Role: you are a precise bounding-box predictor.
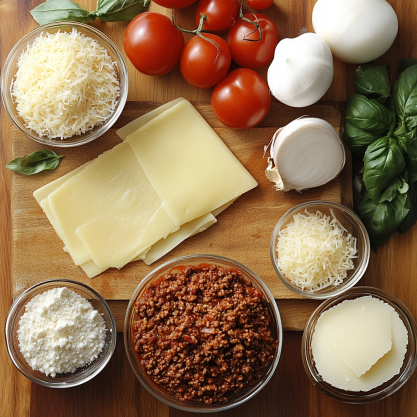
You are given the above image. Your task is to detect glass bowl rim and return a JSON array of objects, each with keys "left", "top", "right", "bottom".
[
  {"left": 269, "top": 200, "right": 371, "bottom": 300},
  {"left": 0, "top": 20, "right": 128, "bottom": 148},
  {"left": 123, "top": 254, "right": 283, "bottom": 413},
  {"left": 301, "top": 285, "right": 417, "bottom": 403},
  {"left": 5, "top": 278, "right": 117, "bottom": 388}
]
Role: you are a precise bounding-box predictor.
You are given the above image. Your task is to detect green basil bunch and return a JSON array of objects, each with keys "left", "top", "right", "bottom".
[
  {"left": 30, "top": 0, "right": 150, "bottom": 25},
  {"left": 344, "top": 60, "right": 417, "bottom": 250}
]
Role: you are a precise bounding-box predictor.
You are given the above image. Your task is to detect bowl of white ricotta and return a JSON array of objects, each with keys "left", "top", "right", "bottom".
[{"left": 5, "top": 279, "right": 117, "bottom": 387}]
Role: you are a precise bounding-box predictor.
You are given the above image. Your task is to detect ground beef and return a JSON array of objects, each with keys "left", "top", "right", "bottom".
[{"left": 132, "top": 264, "right": 278, "bottom": 404}]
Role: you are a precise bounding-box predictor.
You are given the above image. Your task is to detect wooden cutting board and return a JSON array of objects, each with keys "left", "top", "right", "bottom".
[{"left": 11, "top": 101, "right": 351, "bottom": 303}]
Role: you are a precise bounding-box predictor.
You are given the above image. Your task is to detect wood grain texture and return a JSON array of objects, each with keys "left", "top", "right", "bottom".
[
  {"left": 11, "top": 101, "right": 351, "bottom": 300},
  {"left": 2, "top": 0, "right": 417, "bottom": 416}
]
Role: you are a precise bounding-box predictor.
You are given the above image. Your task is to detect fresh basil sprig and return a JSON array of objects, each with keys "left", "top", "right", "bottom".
[
  {"left": 30, "top": 0, "right": 150, "bottom": 25},
  {"left": 6, "top": 150, "right": 64, "bottom": 175},
  {"left": 354, "top": 64, "right": 390, "bottom": 104},
  {"left": 344, "top": 60, "right": 417, "bottom": 250}
]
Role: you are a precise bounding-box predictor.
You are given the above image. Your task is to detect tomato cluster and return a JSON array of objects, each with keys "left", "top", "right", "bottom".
[{"left": 123, "top": 0, "right": 278, "bottom": 128}]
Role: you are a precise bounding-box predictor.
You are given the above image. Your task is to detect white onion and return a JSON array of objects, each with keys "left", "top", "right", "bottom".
[
  {"left": 266, "top": 118, "right": 346, "bottom": 192},
  {"left": 267, "top": 33, "right": 333, "bottom": 108},
  {"left": 312, "top": 0, "right": 398, "bottom": 64}
]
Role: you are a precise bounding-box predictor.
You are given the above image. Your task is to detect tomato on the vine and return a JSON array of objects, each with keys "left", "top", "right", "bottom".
[
  {"left": 152, "top": 0, "right": 198, "bottom": 8},
  {"left": 195, "top": 0, "right": 239, "bottom": 33},
  {"left": 180, "top": 34, "right": 231, "bottom": 89},
  {"left": 124, "top": 13, "right": 184, "bottom": 76},
  {"left": 227, "top": 12, "right": 278, "bottom": 69},
  {"left": 211, "top": 68, "right": 270, "bottom": 129},
  {"left": 247, "top": 0, "right": 274, "bottom": 9}
]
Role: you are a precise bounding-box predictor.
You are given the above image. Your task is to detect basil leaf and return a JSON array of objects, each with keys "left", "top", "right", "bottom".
[
  {"left": 354, "top": 64, "right": 390, "bottom": 104},
  {"left": 398, "top": 181, "right": 417, "bottom": 234},
  {"left": 357, "top": 177, "right": 410, "bottom": 251},
  {"left": 343, "top": 94, "right": 395, "bottom": 158},
  {"left": 397, "top": 127, "right": 417, "bottom": 157},
  {"left": 95, "top": 0, "right": 150, "bottom": 22},
  {"left": 379, "top": 169, "right": 409, "bottom": 203},
  {"left": 399, "top": 58, "right": 417, "bottom": 75},
  {"left": 393, "top": 64, "right": 417, "bottom": 132},
  {"left": 357, "top": 184, "right": 396, "bottom": 251},
  {"left": 30, "top": 0, "right": 92, "bottom": 25},
  {"left": 406, "top": 154, "right": 417, "bottom": 184},
  {"left": 363, "top": 136, "right": 406, "bottom": 205},
  {"left": 6, "top": 150, "right": 64, "bottom": 175}
]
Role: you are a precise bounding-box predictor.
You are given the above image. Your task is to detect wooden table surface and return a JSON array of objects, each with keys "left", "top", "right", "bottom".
[{"left": 1, "top": 1, "right": 416, "bottom": 416}]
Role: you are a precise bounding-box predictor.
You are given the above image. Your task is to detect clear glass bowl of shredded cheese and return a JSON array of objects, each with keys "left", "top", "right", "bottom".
[
  {"left": 1, "top": 21, "right": 128, "bottom": 147},
  {"left": 302, "top": 287, "right": 417, "bottom": 403},
  {"left": 5, "top": 279, "right": 117, "bottom": 388},
  {"left": 270, "top": 201, "right": 370, "bottom": 299}
]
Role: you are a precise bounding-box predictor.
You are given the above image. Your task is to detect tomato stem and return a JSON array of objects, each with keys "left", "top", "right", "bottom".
[
  {"left": 171, "top": 10, "right": 206, "bottom": 34},
  {"left": 239, "top": 0, "right": 263, "bottom": 42},
  {"left": 171, "top": 12, "right": 220, "bottom": 62}
]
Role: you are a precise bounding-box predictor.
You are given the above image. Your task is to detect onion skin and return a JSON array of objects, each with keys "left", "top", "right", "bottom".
[
  {"left": 267, "top": 33, "right": 333, "bottom": 108},
  {"left": 312, "top": 0, "right": 398, "bottom": 64},
  {"left": 266, "top": 118, "right": 346, "bottom": 192}
]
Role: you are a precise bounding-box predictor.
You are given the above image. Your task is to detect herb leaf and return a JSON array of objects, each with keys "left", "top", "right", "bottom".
[
  {"left": 398, "top": 181, "right": 417, "bottom": 234},
  {"left": 393, "top": 64, "right": 417, "bottom": 132},
  {"left": 363, "top": 136, "right": 406, "bottom": 205},
  {"left": 95, "top": 0, "right": 151, "bottom": 22},
  {"left": 397, "top": 127, "right": 417, "bottom": 158},
  {"left": 354, "top": 64, "right": 390, "bottom": 104},
  {"left": 379, "top": 169, "right": 409, "bottom": 204},
  {"left": 357, "top": 175, "right": 410, "bottom": 251},
  {"left": 30, "top": 0, "right": 92, "bottom": 25},
  {"left": 343, "top": 94, "right": 395, "bottom": 158},
  {"left": 6, "top": 150, "right": 64, "bottom": 175}
]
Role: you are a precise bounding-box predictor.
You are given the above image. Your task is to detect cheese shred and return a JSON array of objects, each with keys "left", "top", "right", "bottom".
[
  {"left": 12, "top": 29, "right": 120, "bottom": 139},
  {"left": 276, "top": 209, "right": 357, "bottom": 291}
]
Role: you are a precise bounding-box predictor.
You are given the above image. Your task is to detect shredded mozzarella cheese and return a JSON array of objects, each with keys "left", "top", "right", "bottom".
[
  {"left": 12, "top": 29, "right": 120, "bottom": 139},
  {"left": 276, "top": 209, "right": 357, "bottom": 291}
]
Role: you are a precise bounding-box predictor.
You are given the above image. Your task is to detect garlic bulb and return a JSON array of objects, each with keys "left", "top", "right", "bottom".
[
  {"left": 267, "top": 33, "right": 333, "bottom": 108},
  {"left": 312, "top": 0, "right": 398, "bottom": 64},
  {"left": 266, "top": 118, "right": 345, "bottom": 192}
]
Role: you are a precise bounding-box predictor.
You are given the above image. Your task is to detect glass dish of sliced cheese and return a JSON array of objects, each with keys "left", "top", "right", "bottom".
[
  {"left": 33, "top": 99, "right": 257, "bottom": 278},
  {"left": 302, "top": 287, "right": 417, "bottom": 403}
]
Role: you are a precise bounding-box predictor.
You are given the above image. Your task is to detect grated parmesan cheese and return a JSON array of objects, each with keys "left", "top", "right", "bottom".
[
  {"left": 12, "top": 29, "right": 120, "bottom": 139},
  {"left": 17, "top": 287, "right": 106, "bottom": 377},
  {"left": 276, "top": 209, "right": 357, "bottom": 291}
]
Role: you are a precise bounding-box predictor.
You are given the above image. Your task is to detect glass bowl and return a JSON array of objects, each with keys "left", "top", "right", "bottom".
[
  {"left": 302, "top": 286, "right": 417, "bottom": 403},
  {"left": 1, "top": 21, "right": 128, "bottom": 147},
  {"left": 124, "top": 254, "right": 283, "bottom": 413},
  {"left": 5, "top": 279, "right": 117, "bottom": 388},
  {"left": 270, "top": 201, "right": 370, "bottom": 299}
]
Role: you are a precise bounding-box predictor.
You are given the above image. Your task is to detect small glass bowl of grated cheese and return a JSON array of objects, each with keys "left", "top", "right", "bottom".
[
  {"left": 5, "top": 279, "right": 117, "bottom": 387},
  {"left": 270, "top": 201, "right": 370, "bottom": 299},
  {"left": 1, "top": 21, "right": 127, "bottom": 147}
]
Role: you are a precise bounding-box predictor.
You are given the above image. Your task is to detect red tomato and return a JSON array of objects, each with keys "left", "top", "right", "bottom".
[
  {"left": 227, "top": 12, "right": 278, "bottom": 69},
  {"left": 247, "top": 0, "right": 274, "bottom": 9},
  {"left": 180, "top": 34, "right": 231, "bottom": 89},
  {"left": 124, "top": 13, "right": 184, "bottom": 76},
  {"left": 195, "top": 0, "right": 239, "bottom": 33},
  {"left": 211, "top": 68, "right": 270, "bottom": 129},
  {"left": 152, "top": 0, "right": 198, "bottom": 8}
]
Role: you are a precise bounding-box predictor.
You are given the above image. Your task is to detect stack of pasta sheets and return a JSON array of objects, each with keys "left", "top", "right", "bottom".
[{"left": 34, "top": 99, "right": 257, "bottom": 278}]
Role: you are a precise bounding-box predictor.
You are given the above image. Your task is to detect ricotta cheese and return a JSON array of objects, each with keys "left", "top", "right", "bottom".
[{"left": 17, "top": 287, "right": 106, "bottom": 377}]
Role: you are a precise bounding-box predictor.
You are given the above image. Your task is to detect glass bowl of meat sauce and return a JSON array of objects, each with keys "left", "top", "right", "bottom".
[{"left": 124, "top": 254, "right": 282, "bottom": 413}]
